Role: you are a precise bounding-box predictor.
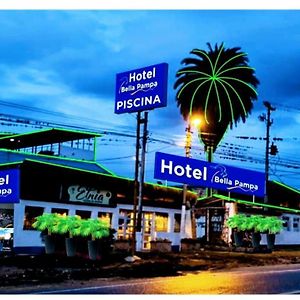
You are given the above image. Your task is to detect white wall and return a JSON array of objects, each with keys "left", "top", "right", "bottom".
[
  {"left": 268, "top": 213, "right": 300, "bottom": 245},
  {"left": 13, "top": 200, "right": 186, "bottom": 251}
]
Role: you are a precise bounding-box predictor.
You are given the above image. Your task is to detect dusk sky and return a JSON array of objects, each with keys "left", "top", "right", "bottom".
[{"left": 0, "top": 9, "right": 300, "bottom": 190}]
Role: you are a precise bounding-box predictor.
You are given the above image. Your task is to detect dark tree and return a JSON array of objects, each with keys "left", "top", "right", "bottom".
[{"left": 174, "top": 43, "right": 259, "bottom": 160}]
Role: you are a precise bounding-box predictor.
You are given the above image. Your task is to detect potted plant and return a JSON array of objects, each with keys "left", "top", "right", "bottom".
[
  {"left": 266, "top": 217, "right": 283, "bottom": 250},
  {"left": 246, "top": 215, "right": 263, "bottom": 249},
  {"left": 79, "top": 218, "right": 110, "bottom": 260},
  {"left": 256, "top": 216, "right": 283, "bottom": 250},
  {"left": 226, "top": 214, "right": 247, "bottom": 247},
  {"left": 32, "top": 213, "right": 60, "bottom": 254},
  {"left": 150, "top": 238, "right": 172, "bottom": 253},
  {"left": 54, "top": 215, "right": 82, "bottom": 257}
]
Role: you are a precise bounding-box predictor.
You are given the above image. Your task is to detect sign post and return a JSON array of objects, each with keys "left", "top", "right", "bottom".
[{"left": 115, "top": 63, "right": 168, "bottom": 254}]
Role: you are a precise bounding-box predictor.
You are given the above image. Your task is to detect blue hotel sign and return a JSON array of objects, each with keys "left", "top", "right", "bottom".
[
  {"left": 0, "top": 168, "right": 20, "bottom": 203},
  {"left": 115, "top": 63, "right": 168, "bottom": 114},
  {"left": 154, "top": 152, "right": 265, "bottom": 197}
]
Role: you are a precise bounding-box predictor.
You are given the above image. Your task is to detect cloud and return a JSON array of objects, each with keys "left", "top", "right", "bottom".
[{"left": 0, "top": 10, "right": 300, "bottom": 187}]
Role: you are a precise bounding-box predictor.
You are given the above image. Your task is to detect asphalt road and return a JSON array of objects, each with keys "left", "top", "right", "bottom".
[{"left": 13, "top": 264, "right": 300, "bottom": 294}]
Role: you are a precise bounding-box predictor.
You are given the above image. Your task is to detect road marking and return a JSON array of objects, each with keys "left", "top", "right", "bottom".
[
  {"left": 280, "top": 290, "right": 300, "bottom": 294},
  {"left": 226, "top": 268, "right": 300, "bottom": 276}
]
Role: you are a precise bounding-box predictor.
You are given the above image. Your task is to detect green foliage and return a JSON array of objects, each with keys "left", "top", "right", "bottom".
[
  {"left": 79, "top": 218, "right": 110, "bottom": 241},
  {"left": 32, "top": 213, "right": 60, "bottom": 235},
  {"left": 53, "top": 215, "right": 82, "bottom": 238},
  {"left": 226, "top": 214, "right": 247, "bottom": 230},
  {"left": 174, "top": 43, "right": 259, "bottom": 152},
  {"left": 226, "top": 214, "right": 284, "bottom": 234},
  {"left": 32, "top": 213, "right": 110, "bottom": 239},
  {"left": 259, "top": 216, "right": 284, "bottom": 234}
]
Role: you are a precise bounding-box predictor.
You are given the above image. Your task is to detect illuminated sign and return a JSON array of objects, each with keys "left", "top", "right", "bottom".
[
  {"left": 154, "top": 152, "right": 265, "bottom": 197},
  {"left": 0, "top": 168, "right": 20, "bottom": 203},
  {"left": 115, "top": 63, "right": 168, "bottom": 114},
  {"left": 68, "top": 185, "right": 112, "bottom": 205}
]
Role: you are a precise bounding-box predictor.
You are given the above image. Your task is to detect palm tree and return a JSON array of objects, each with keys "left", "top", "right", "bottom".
[
  {"left": 174, "top": 43, "right": 259, "bottom": 160},
  {"left": 54, "top": 215, "right": 82, "bottom": 238},
  {"left": 53, "top": 215, "right": 82, "bottom": 257},
  {"left": 32, "top": 213, "right": 61, "bottom": 254},
  {"left": 80, "top": 218, "right": 110, "bottom": 260}
]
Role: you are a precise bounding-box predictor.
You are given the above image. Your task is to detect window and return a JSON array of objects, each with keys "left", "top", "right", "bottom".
[
  {"left": 118, "top": 210, "right": 134, "bottom": 239},
  {"left": 210, "top": 210, "right": 223, "bottom": 233},
  {"left": 293, "top": 217, "right": 300, "bottom": 232},
  {"left": 98, "top": 212, "right": 112, "bottom": 226},
  {"left": 75, "top": 210, "right": 91, "bottom": 219},
  {"left": 282, "top": 216, "right": 290, "bottom": 231},
  {"left": 174, "top": 214, "right": 181, "bottom": 233},
  {"left": 51, "top": 208, "right": 69, "bottom": 216},
  {"left": 0, "top": 209, "right": 13, "bottom": 227},
  {"left": 23, "top": 206, "right": 44, "bottom": 230},
  {"left": 155, "top": 213, "right": 168, "bottom": 232}
]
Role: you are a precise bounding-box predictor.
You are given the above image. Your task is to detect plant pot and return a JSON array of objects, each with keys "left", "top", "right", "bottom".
[
  {"left": 114, "top": 239, "right": 132, "bottom": 252},
  {"left": 150, "top": 241, "right": 172, "bottom": 253},
  {"left": 266, "top": 233, "right": 276, "bottom": 250},
  {"left": 233, "top": 231, "right": 244, "bottom": 247},
  {"left": 88, "top": 240, "right": 98, "bottom": 260},
  {"left": 65, "top": 237, "right": 76, "bottom": 257},
  {"left": 180, "top": 239, "right": 203, "bottom": 252},
  {"left": 251, "top": 232, "right": 261, "bottom": 249},
  {"left": 44, "top": 235, "right": 55, "bottom": 254}
]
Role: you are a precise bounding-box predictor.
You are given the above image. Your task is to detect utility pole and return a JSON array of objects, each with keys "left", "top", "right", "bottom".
[
  {"left": 132, "top": 111, "right": 148, "bottom": 255},
  {"left": 131, "top": 111, "right": 141, "bottom": 255},
  {"left": 137, "top": 112, "right": 148, "bottom": 233},
  {"left": 259, "top": 101, "right": 276, "bottom": 204}
]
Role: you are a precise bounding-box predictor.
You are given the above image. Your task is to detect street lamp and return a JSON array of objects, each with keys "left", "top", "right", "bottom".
[{"left": 180, "top": 115, "right": 201, "bottom": 241}]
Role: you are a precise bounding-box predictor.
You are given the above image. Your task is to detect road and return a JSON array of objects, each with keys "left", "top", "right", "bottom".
[{"left": 10, "top": 264, "right": 300, "bottom": 294}]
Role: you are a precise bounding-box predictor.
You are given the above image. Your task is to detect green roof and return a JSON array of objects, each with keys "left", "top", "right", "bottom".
[
  {"left": 0, "top": 128, "right": 101, "bottom": 150},
  {"left": 197, "top": 193, "right": 300, "bottom": 214}
]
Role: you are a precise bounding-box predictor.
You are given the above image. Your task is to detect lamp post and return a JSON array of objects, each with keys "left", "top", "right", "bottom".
[{"left": 180, "top": 116, "right": 201, "bottom": 241}]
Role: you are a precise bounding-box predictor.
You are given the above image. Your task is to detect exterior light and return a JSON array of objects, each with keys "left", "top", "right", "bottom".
[
  {"left": 191, "top": 117, "right": 201, "bottom": 128},
  {"left": 9, "top": 138, "right": 15, "bottom": 142}
]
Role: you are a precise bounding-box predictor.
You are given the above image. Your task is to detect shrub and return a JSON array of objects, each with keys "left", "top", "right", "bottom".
[
  {"left": 79, "top": 218, "right": 110, "bottom": 240},
  {"left": 53, "top": 215, "right": 82, "bottom": 238},
  {"left": 32, "top": 213, "right": 61, "bottom": 235},
  {"left": 226, "top": 214, "right": 283, "bottom": 234}
]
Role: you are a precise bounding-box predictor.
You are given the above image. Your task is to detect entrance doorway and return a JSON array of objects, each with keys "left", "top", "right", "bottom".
[{"left": 141, "top": 212, "right": 154, "bottom": 250}]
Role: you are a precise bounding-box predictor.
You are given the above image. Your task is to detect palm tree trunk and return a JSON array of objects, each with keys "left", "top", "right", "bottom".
[{"left": 207, "top": 145, "right": 213, "bottom": 197}]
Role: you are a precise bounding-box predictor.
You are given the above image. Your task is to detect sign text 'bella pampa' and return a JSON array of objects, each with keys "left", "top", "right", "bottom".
[
  {"left": 115, "top": 63, "right": 168, "bottom": 114},
  {"left": 154, "top": 152, "right": 265, "bottom": 197}
]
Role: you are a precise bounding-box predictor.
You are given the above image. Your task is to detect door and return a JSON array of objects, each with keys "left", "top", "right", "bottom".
[{"left": 141, "top": 212, "right": 154, "bottom": 250}]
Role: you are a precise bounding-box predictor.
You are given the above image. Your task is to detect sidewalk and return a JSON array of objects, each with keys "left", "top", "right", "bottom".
[{"left": 1, "top": 248, "right": 300, "bottom": 292}]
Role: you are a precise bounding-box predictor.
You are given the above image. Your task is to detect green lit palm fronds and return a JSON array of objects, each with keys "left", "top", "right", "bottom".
[
  {"left": 80, "top": 218, "right": 110, "bottom": 241},
  {"left": 32, "top": 213, "right": 110, "bottom": 239},
  {"left": 53, "top": 215, "right": 82, "bottom": 238},
  {"left": 174, "top": 43, "right": 259, "bottom": 151},
  {"left": 32, "top": 213, "right": 61, "bottom": 235},
  {"left": 227, "top": 214, "right": 283, "bottom": 234}
]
